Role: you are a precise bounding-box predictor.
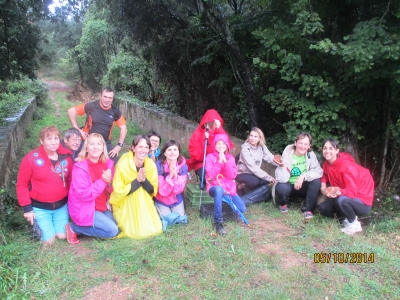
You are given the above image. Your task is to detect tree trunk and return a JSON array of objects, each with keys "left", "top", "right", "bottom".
[{"left": 201, "top": 1, "right": 258, "bottom": 127}]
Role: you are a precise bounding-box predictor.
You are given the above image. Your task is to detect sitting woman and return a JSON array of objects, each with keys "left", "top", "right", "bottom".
[
  {"left": 274, "top": 132, "right": 323, "bottom": 220},
  {"left": 318, "top": 138, "right": 374, "bottom": 235},
  {"left": 187, "top": 109, "right": 231, "bottom": 185},
  {"left": 236, "top": 127, "right": 281, "bottom": 201},
  {"left": 66, "top": 133, "right": 119, "bottom": 244},
  {"left": 154, "top": 140, "right": 188, "bottom": 223},
  {"left": 146, "top": 130, "right": 162, "bottom": 162},
  {"left": 109, "top": 135, "right": 162, "bottom": 239},
  {"left": 16, "top": 126, "right": 73, "bottom": 245},
  {"left": 206, "top": 133, "right": 246, "bottom": 235}
]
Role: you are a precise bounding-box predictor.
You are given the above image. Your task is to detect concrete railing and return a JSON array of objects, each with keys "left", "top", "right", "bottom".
[
  {"left": 116, "top": 100, "right": 276, "bottom": 175},
  {"left": 0, "top": 98, "right": 36, "bottom": 211},
  {"left": 117, "top": 101, "right": 244, "bottom": 156}
]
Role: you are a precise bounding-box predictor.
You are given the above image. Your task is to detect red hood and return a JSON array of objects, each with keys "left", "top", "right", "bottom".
[{"left": 199, "top": 109, "right": 224, "bottom": 129}]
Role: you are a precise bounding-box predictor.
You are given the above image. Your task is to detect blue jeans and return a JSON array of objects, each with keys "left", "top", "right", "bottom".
[
  {"left": 34, "top": 204, "right": 68, "bottom": 242},
  {"left": 209, "top": 186, "right": 246, "bottom": 223},
  {"left": 70, "top": 210, "right": 119, "bottom": 239}
]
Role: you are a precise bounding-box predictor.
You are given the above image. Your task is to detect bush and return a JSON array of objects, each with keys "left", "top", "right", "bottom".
[{"left": 0, "top": 78, "right": 49, "bottom": 125}]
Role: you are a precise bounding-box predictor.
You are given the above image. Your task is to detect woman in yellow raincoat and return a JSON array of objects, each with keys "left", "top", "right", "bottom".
[{"left": 109, "top": 135, "right": 162, "bottom": 239}]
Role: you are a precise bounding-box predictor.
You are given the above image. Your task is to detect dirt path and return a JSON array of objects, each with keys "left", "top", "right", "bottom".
[{"left": 44, "top": 80, "right": 73, "bottom": 117}]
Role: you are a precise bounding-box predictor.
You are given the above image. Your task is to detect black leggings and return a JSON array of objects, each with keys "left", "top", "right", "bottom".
[
  {"left": 235, "top": 173, "right": 269, "bottom": 191},
  {"left": 318, "top": 196, "right": 372, "bottom": 223}
]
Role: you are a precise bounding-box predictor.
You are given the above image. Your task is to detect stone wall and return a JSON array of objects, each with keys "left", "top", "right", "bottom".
[
  {"left": 0, "top": 98, "right": 36, "bottom": 189},
  {"left": 117, "top": 101, "right": 243, "bottom": 156}
]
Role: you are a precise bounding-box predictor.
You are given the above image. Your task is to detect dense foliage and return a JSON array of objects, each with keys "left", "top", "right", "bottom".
[
  {"left": 2, "top": 0, "right": 399, "bottom": 191},
  {"left": 0, "top": 0, "right": 53, "bottom": 80},
  {"left": 61, "top": 0, "right": 398, "bottom": 192}
]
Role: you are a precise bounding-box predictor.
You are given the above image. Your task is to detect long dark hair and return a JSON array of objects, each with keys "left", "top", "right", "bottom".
[
  {"left": 322, "top": 138, "right": 339, "bottom": 150},
  {"left": 159, "top": 140, "right": 183, "bottom": 164}
]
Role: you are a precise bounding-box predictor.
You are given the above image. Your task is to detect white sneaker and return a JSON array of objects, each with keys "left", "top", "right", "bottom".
[
  {"left": 343, "top": 218, "right": 349, "bottom": 228},
  {"left": 341, "top": 219, "right": 362, "bottom": 235}
]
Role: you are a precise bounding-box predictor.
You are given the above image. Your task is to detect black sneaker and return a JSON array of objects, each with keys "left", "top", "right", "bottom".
[{"left": 214, "top": 222, "right": 227, "bottom": 236}]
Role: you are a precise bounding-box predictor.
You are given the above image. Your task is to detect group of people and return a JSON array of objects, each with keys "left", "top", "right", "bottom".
[
  {"left": 187, "top": 110, "right": 374, "bottom": 236},
  {"left": 16, "top": 90, "right": 374, "bottom": 245}
]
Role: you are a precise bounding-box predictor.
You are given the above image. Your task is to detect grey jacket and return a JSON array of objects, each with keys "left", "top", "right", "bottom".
[
  {"left": 275, "top": 144, "right": 323, "bottom": 183},
  {"left": 272, "top": 144, "right": 323, "bottom": 203},
  {"left": 237, "top": 142, "right": 277, "bottom": 182}
]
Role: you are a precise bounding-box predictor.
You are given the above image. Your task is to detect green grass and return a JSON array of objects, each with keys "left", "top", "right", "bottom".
[{"left": 1, "top": 84, "right": 400, "bottom": 299}]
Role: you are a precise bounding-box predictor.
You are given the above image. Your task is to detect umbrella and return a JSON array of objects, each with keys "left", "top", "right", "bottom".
[{"left": 217, "top": 174, "right": 249, "bottom": 225}]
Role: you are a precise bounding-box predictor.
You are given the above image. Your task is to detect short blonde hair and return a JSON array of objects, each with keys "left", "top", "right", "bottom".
[
  {"left": 245, "top": 127, "right": 266, "bottom": 146},
  {"left": 75, "top": 133, "right": 109, "bottom": 163},
  {"left": 39, "top": 126, "right": 60, "bottom": 141}
]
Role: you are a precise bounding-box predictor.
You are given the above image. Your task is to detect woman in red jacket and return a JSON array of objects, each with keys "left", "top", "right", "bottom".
[
  {"left": 16, "top": 126, "right": 73, "bottom": 245},
  {"left": 318, "top": 138, "right": 374, "bottom": 235},
  {"left": 187, "top": 109, "right": 231, "bottom": 185}
]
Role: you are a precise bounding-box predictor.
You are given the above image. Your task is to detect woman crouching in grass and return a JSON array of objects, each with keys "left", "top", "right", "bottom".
[
  {"left": 154, "top": 140, "right": 188, "bottom": 223},
  {"left": 16, "top": 126, "right": 73, "bottom": 245},
  {"left": 318, "top": 138, "right": 374, "bottom": 235},
  {"left": 66, "top": 133, "right": 118, "bottom": 244}
]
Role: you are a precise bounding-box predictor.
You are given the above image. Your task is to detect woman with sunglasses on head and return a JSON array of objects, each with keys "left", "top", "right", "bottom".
[
  {"left": 274, "top": 132, "right": 323, "bottom": 220},
  {"left": 318, "top": 138, "right": 374, "bottom": 235}
]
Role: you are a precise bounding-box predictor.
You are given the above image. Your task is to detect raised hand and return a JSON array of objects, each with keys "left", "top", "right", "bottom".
[
  {"left": 137, "top": 167, "right": 146, "bottom": 182},
  {"left": 102, "top": 169, "right": 112, "bottom": 184}
]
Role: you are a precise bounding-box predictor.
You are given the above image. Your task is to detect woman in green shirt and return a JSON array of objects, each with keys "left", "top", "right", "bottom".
[{"left": 274, "top": 132, "right": 323, "bottom": 220}]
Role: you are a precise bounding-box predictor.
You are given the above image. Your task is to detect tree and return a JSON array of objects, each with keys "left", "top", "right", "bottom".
[{"left": 0, "top": 0, "right": 52, "bottom": 80}]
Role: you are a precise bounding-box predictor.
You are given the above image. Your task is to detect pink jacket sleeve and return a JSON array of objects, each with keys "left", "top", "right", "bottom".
[
  {"left": 221, "top": 155, "right": 237, "bottom": 179},
  {"left": 205, "top": 154, "right": 223, "bottom": 180},
  {"left": 158, "top": 174, "right": 187, "bottom": 197},
  {"left": 72, "top": 164, "right": 108, "bottom": 202}
]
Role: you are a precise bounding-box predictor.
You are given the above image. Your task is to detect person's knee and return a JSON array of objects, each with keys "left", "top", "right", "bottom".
[
  {"left": 106, "top": 225, "right": 119, "bottom": 238},
  {"left": 318, "top": 201, "right": 336, "bottom": 218}
]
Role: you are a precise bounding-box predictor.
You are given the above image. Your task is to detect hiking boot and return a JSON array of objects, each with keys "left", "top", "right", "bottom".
[
  {"left": 214, "top": 222, "right": 227, "bottom": 236},
  {"left": 303, "top": 211, "right": 314, "bottom": 220},
  {"left": 66, "top": 223, "right": 80, "bottom": 244},
  {"left": 279, "top": 205, "right": 288, "bottom": 214},
  {"left": 341, "top": 219, "right": 362, "bottom": 235}
]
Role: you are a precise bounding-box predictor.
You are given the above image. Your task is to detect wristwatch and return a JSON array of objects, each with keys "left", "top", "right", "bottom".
[{"left": 117, "top": 142, "right": 124, "bottom": 147}]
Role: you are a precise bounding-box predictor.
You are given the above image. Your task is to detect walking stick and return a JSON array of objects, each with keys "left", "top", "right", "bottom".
[{"left": 199, "top": 128, "right": 209, "bottom": 210}]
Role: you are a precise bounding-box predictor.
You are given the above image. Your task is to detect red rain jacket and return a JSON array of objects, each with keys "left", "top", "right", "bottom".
[
  {"left": 187, "top": 109, "right": 231, "bottom": 171},
  {"left": 321, "top": 152, "right": 374, "bottom": 205}
]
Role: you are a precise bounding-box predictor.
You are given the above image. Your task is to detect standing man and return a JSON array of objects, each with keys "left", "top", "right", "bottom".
[
  {"left": 58, "top": 128, "right": 83, "bottom": 162},
  {"left": 67, "top": 87, "right": 127, "bottom": 162}
]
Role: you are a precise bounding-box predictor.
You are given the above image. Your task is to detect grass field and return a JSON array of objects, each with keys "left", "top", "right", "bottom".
[{"left": 1, "top": 80, "right": 400, "bottom": 300}]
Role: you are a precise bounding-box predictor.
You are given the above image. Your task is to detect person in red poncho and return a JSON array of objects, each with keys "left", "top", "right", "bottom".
[
  {"left": 318, "top": 138, "right": 374, "bottom": 235},
  {"left": 187, "top": 109, "right": 232, "bottom": 185}
]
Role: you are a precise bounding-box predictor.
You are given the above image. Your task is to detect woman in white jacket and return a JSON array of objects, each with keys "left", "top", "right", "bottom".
[
  {"left": 236, "top": 127, "right": 278, "bottom": 194},
  {"left": 274, "top": 132, "right": 323, "bottom": 220}
]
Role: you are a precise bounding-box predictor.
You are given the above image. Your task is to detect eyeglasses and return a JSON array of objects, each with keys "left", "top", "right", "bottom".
[{"left": 150, "top": 139, "right": 160, "bottom": 144}]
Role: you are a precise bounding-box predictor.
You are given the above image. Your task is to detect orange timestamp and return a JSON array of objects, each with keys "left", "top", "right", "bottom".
[{"left": 314, "top": 252, "right": 374, "bottom": 263}]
